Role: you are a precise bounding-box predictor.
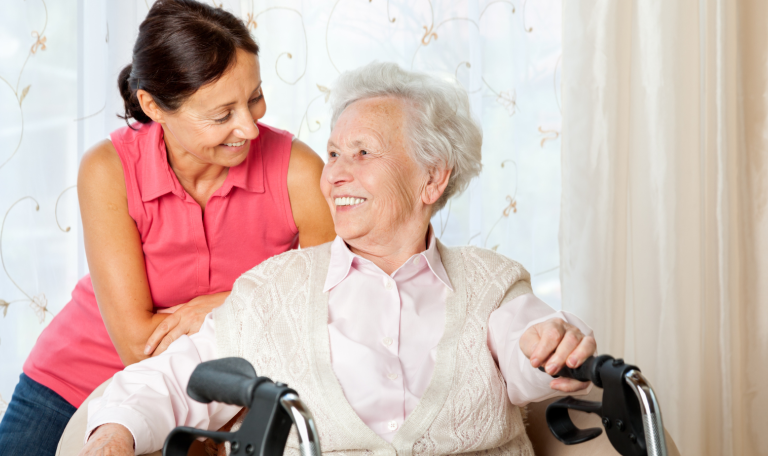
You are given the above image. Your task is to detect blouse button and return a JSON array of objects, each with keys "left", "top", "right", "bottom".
[
  {"left": 382, "top": 337, "right": 393, "bottom": 347},
  {"left": 387, "top": 373, "right": 398, "bottom": 380},
  {"left": 387, "top": 420, "right": 399, "bottom": 431},
  {"left": 384, "top": 279, "right": 394, "bottom": 290}
]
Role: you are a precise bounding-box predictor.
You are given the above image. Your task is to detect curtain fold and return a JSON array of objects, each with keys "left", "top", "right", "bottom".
[{"left": 561, "top": 1, "right": 768, "bottom": 454}]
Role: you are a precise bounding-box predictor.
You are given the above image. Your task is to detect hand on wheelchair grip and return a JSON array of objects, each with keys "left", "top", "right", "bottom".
[{"left": 520, "top": 318, "right": 596, "bottom": 392}]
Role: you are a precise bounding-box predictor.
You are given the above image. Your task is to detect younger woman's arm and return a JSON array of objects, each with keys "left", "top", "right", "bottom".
[
  {"left": 286, "top": 139, "right": 336, "bottom": 248},
  {"left": 78, "top": 140, "right": 171, "bottom": 365}
]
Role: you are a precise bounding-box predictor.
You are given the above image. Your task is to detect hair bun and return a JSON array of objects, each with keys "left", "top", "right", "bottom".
[{"left": 118, "top": 63, "right": 152, "bottom": 125}]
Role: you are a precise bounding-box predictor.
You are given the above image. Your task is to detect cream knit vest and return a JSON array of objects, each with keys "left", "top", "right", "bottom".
[{"left": 214, "top": 240, "right": 535, "bottom": 456}]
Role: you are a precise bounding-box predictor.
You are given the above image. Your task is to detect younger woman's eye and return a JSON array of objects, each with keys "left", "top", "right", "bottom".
[
  {"left": 249, "top": 94, "right": 263, "bottom": 104},
  {"left": 214, "top": 111, "right": 232, "bottom": 124}
]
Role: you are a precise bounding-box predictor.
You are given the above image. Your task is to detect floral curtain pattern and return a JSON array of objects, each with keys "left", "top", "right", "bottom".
[
  {"left": 0, "top": 0, "right": 79, "bottom": 414},
  {"left": 0, "top": 0, "right": 562, "bottom": 417}
]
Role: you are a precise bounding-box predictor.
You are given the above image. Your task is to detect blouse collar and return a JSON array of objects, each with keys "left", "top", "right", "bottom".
[{"left": 323, "top": 225, "right": 453, "bottom": 292}]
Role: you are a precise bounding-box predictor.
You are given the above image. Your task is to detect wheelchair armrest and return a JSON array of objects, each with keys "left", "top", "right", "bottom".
[{"left": 525, "top": 388, "right": 681, "bottom": 456}]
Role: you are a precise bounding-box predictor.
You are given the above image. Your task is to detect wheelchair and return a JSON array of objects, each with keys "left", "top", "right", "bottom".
[{"left": 160, "top": 355, "right": 672, "bottom": 456}]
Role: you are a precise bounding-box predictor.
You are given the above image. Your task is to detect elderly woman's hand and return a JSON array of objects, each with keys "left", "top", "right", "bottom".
[
  {"left": 78, "top": 423, "right": 134, "bottom": 456},
  {"left": 519, "top": 318, "right": 596, "bottom": 393},
  {"left": 145, "top": 291, "right": 230, "bottom": 357}
]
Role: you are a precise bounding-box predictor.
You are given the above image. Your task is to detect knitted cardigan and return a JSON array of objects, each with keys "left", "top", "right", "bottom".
[{"left": 214, "top": 240, "right": 535, "bottom": 456}]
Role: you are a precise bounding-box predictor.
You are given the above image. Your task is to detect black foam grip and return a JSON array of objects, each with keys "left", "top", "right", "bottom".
[
  {"left": 551, "top": 357, "right": 593, "bottom": 382},
  {"left": 539, "top": 355, "right": 604, "bottom": 383},
  {"left": 186, "top": 357, "right": 259, "bottom": 406}
]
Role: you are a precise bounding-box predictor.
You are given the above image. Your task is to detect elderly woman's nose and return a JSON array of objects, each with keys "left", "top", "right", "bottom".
[
  {"left": 326, "top": 156, "right": 354, "bottom": 185},
  {"left": 233, "top": 111, "right": 259, "bottom": 139}
]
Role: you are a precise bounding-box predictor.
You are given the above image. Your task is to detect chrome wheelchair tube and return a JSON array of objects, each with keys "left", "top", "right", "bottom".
[
  {"left": 624, "top": 369, "right": 668, "bottom": 456},
  {"left": 280, "top": 393, "right": 322, "bottom": 456}
]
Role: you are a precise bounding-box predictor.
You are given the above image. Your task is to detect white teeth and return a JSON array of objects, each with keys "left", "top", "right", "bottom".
[
  {"left": 224, "top": 140, "right": 246, "bottom": 147},
  {"left": 335, "top": 197, "right": 366, "bottom": 206}
]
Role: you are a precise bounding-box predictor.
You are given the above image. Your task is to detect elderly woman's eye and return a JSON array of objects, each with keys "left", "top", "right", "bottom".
[
  {"left": 329, "top": 151, "right": 339, "bottom": 158},
  {"left": 360, "top": 150, "right": 368, "bottom": 155}
]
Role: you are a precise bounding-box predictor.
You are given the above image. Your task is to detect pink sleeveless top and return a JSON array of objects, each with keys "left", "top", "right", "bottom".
[{"left": 24, "top": 121, "right": 298, "bottom": 407}]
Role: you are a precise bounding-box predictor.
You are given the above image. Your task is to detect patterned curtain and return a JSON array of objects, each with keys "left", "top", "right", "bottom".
[{"left": 0, "top": 0, "right": 562, "bottom": 416}]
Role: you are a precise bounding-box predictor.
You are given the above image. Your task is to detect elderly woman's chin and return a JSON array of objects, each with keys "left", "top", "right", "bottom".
[{"left": 330, "top": 210, "right": 375, "bottom": 241}]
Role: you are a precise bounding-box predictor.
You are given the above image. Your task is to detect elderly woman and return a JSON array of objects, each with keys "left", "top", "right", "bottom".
[{"left": 80, "top": 62, "right": 595, "bottom": 456}]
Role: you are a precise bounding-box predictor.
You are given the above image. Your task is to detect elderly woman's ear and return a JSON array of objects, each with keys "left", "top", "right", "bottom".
[{"left": 422, "top": 167, "right": 452, "bottom": 206}]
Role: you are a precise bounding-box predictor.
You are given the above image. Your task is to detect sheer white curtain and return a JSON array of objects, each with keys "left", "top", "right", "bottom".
[
  {"left": 0, "top": 0, "right": 242, "bottom": 415},
  {"left": 1, "top": 0, "right": 564, "bottom": 417},
  {"left": 560, "top": 1, "right": 768, "bottom": 454},
  {"left": 240, "top": 0, "right": 565, "bottom": 304},
  {"left": 0, "top": 0, "right": 80, "bottom": 413}
]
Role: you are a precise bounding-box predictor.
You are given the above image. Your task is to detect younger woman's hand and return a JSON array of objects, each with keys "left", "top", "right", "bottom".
[
  {"left": 519, "top": 318, "right": 596, "bottom": 393},
  {"left": 145, "top": 291, "right": 230, "bottom": 356}
]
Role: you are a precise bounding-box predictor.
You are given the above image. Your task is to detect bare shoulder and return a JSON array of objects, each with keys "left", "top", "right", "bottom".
[
  {"left": 286, "top": 138, "right": 336, "bottom": 246},
  {"left": 287, "top": 138, "right": 324, "bottom": 179},
  {"left": 78, "top": 139, "right": 127, "bottom": 206},
  {"left": 79, "top": 140, "right": 125, "bottom": 190}
]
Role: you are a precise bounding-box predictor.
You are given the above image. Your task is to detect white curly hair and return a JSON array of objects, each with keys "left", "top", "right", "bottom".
[{"left": 329, "top": 62, "right": 483, "bottom": 213}]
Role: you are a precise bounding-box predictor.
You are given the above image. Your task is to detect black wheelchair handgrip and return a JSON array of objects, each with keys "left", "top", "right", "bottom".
[
  {"left": 538, "top": 354, "right": 614, "bottom": 387},
  {"left": 186, "top": 357, "right": 266, "bottom": 406},
  {"left": 538, "top": 356, "right": 593, "bottom": 382}
]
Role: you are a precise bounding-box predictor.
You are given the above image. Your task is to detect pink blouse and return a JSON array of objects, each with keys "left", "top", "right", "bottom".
[
  {"left": 24, "top": 121, "right": 298, "bottom": 407},
  {"left": 86, "top": 234, "right": 592, "bottom": 454}
]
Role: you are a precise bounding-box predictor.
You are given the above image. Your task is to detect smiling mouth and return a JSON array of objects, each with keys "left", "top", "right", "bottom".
[
  {"left": 335, "top": 197, "right": 366, "bottom": 207},
  {"left": 223, "top": 140, "right": 246, "bottom": 147}
]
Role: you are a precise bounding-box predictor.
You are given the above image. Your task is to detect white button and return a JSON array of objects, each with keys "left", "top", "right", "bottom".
[
  {"left": 413, "top": 255, "right": 421, "bottom": 266},
  {"left": 387, "top": 373, "right": 398, "bottom": 380},
  {"left": 385, "top": 279, "right": 394, "bottom": 290},
  {"left": 387, "top": 420, "right": 398, "bottom": 431},
  {"left": 382, "top": 337, "right": 393, "bottom": 346}
]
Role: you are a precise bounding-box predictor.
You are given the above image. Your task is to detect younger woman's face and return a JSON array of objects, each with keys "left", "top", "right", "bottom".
[{"left": 157, "top": 49, "right": 266, "bottom": 168}]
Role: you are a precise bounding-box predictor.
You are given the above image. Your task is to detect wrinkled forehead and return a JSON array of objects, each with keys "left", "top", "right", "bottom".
[{"left": 328, "top": 96, "right": 410, "bottom": 149}]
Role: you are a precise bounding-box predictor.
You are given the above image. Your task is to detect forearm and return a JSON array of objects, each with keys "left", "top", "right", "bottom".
[
  {"left": 86, "top": 314, "right": 241, "bottom": 454},
  {"left": 108, "top": 291, "right": 231, "bottom": 365},
  {"left": 110, "top": 311, "right": 171, "bottom": 366},
  {"left": 488, "top": 293, "right": 594, "bottom": 406},
  {"left": 91, "top": 267, "right": 171, "bottom": 366}
]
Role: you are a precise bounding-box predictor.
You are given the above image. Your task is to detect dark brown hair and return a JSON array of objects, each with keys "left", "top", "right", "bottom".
[{"left": 118, "top": 0, "right": 259, "bottom": 127}]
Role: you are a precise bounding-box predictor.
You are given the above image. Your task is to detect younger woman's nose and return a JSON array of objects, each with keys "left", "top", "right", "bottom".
[{"left": 233, "top": 111, "right": 259, "bottom": 140}]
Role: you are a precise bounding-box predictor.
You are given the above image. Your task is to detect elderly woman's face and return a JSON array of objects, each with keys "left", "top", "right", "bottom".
[
  {"left": 159, "top": 49, "right": 266, "bottom": 168},
  {"left": 322, "top": 97, "right": 431, "bottom": 244}
]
